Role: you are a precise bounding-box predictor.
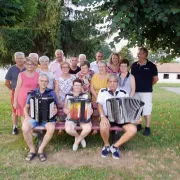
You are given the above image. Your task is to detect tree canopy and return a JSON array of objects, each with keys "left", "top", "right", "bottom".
[{"left": 80, "top": 0, "right": 180, "bottom": 58}]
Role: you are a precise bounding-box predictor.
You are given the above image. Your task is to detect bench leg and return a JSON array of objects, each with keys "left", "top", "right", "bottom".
[{"left": 113, "top": 130, "right": 121, "bottom": 143}]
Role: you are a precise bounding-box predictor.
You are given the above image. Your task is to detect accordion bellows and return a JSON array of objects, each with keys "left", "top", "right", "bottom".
[
  {"left": 106, "top": 97, "right": 144, "bottom": 124},
  {"left": 67, "top": 98, "right": 91, "bottom": 123}
]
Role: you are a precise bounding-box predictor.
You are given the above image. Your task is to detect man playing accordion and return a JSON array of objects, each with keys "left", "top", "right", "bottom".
[
  {"left": 63, "top": 79, "right": 93, "bottom": 151},
  {"left": 97, "top": 74, "right": 142, "bottom": 160},
  {"left": 23, "top": 74, "right": 58, "bottom": 162}
]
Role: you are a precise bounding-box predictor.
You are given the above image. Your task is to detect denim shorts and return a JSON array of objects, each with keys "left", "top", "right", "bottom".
[{"left": 28, "top": 119, "right": 56, "bottom": 128}]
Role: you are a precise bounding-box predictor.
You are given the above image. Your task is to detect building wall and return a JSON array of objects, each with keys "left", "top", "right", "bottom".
[
  {"left": 0, "top": 68, "right": 8, "bottom": 81},
  {"left": 158, "top": 72, "right": 180, "bottom": 83}
]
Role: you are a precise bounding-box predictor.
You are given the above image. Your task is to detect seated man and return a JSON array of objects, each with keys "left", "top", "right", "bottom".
[
  {"left": 22, "top": 74, "right": 58, "bottom": 162},
  {"left": 64, "top": 78, "right": 93, "bottom": 151},
  {"left": 97, "top": 74, "right": 138, "bottom": 160}
]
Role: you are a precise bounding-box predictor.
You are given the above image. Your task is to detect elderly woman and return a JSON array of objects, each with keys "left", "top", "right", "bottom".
[
  {"left": 55, "top": 61, "right": 75, "bottom": 122},
  {"left": 118, "top": 59, "right": 135, "bottom": 97},
  {"left": 90, "top": 61, "right": 109, "bottom": 134},
  {"left": 78, "top": 54, "right": 87, "bottom": 66},
  {"left": 13, "top": 57, "right": 39, "bottom": 122},
  {"left": 37, "top": 56, "right": 55, "bottom": 89},
  {"left": 76, "top": 61, "right": 94, "bottom": 96},
  {"left": 107, "top": 53, "right": 121, "bottom": 74}
]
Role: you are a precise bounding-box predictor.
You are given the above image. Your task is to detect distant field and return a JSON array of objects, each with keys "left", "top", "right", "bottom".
[{"left": 0, "top": 82, "right": 179, "bottom": 180}]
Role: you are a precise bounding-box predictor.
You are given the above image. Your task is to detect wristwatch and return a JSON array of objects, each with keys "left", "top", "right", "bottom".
[{"left": 100, "top": 114, "right": 105, "bottom": 118}]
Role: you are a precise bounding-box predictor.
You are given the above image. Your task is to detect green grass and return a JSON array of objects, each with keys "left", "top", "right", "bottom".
[{"left": 0, "top": 82, "right": 180, "bottom": 180}]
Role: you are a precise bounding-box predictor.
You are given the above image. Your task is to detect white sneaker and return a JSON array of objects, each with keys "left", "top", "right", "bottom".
[
  {"left": 73, "top": 143, "right": 79, "bottom": 151},
  {"left": 81, "top": 139, "right": 86, "bottom": 148}
]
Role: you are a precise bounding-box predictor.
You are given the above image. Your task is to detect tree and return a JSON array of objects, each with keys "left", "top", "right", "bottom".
[
  {"left": 80, "top": 0, "right": 180, "bottom": 58},
  {"left": 119, "top": 46, "right": 134, "bottom": 65}
]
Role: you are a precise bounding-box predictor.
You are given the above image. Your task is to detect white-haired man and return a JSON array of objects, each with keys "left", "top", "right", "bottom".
[
  {"left": 49, "top": 49, "right": 64, "bottom": 78},
  {"left": 5, "top": 52, "right": 26, "bottom": 134}
]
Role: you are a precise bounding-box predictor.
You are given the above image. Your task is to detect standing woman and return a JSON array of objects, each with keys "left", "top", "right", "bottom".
[
  {"left": 107, "top": 53, "right": 121, "bottom": 74},
  {"left": 37, "top": 56, "right": 55, "bottom": 89},
  {"left": 90, "top": 61, "right": 109, "bottom": 134},
  {"left": 55, "top": 61, "right": 75, "bottom": 121},
  {"left": 13, "top": 57, "right": 39, "bottom": 122},
  {"left": 118, "top": 59, "right": 135, "bottom": 97}
]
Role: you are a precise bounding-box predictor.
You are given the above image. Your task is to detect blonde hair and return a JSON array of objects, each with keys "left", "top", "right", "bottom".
[
  {"left": 24, "top": 57, "right": 36, "bottom": 65},
  {"left": 60, "top": 61, "right": 70, "bottom": 68},
  {"left": 109, "top": 53, "right": 121, "bottom": 65}
]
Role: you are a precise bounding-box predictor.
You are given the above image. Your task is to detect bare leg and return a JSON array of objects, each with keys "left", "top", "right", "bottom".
[
  {"left": 76, "top": 122, "right": 92, "bottom": 144},
  {"left": 12, "top": 111, "right": 18, "bottom": 126},
  {"left": 65, "top": 121, "right": 79, "bottom": 139},
  {"left": 100, "top": 123, "right": 110, "bottom": 146},
  {"left": 22, "top": 122, "right": 36, "bottom": 153},
  {"left": 38, "top": 122, "right": 55, "bottom": 153},
  {"left": 144, "top": 115, "right": 151, "bottom": 127},
  {"left": 114, "top": 124, "right": 137, "bottom": 148}
]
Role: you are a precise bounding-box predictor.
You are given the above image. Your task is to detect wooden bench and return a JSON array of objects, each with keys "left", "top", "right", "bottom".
[{"left": 33, "top": 122, "right": 123, "bottom": 147}]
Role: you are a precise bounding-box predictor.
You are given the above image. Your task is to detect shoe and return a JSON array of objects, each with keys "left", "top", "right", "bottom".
[
  {"left": 142, "top": 127, "right": 151, "bottom": 136},
  {"left": 25, "top": 152, "right": 36, "bottom": 161},
  {"left": 73, "top": 143, "right": 79, "bottom": 151},
  {"left": 12, "top": 127, "right": 18, "bottom": 135},
  {"left": 81, "top": 139, "right": 86, "bottom": 148},
  {"left": 137, "top": 124, "right": 143, "bottom": 131},
  {"left": 38, "top": 153, "right": 47, "bottom": 162},
  {"left": 101, "top": 146, "right": 110, "bottom": 158},
  {"left": 110, "top": 145, "right": 120, "bottom": 160}
]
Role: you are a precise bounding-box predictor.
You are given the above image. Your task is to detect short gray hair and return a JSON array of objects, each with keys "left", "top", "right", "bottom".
[
  {"left": 14, "top": 52, "right": 25, "bottom": 58},
  {"left": 29, "top": 53, "right": 39, "bottom": 60},
  {"left": 79, "top": 54, "right": 86, "bottom": 60},
  {"left": 38, "top": 74, "right": 49, "bottom": 82},
  {"left": 39, "top": 56, "right": 49, "bottom": 63},
  {"left": 107, "top": 74, "right": 118, "bottom": 82},
  {"left": 55, "top": 49, "right": 64, "bottom": 56},
  {"left": 98, "top": 60, "right": 107, "bottom": 67}
]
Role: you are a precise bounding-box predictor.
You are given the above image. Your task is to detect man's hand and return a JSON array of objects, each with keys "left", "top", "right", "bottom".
[
  {"left": 136, "top": 116, "right": 142, "bottom": 124},
  {"left": 100, "top": 116, "right": 109, "bottom": 127},
  {"left": 52, "top": 105, "right": 58, "bottom": 116},
  {"left": 13, "top": 101, "right": 18, "bottom": 109}
]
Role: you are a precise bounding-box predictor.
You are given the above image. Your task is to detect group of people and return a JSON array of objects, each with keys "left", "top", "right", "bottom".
[{"left": 5, "top": 47, "right": 158, "bottom": 161}]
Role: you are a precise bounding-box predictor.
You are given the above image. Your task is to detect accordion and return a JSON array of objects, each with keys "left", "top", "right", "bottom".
[
  {"left": 106, "top": 97, "right": 144, "bottom": 124},
  {"left": 67, "top": 98, "right": 92, "bottom": 123},
  {"left": 30, "top": 96, "right": 55, "bottom": 122}
]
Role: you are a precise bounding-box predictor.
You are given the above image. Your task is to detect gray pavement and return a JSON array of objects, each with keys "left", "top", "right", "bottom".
[{"left": 161, "top": 87, "right": 180, "bottom": 94}]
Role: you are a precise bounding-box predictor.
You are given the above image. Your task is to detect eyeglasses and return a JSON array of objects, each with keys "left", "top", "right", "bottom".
[{"left": 26, "top": 63, "right": 34, "bottom": 66}]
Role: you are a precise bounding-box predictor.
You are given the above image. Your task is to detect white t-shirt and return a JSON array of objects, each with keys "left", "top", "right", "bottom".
[
  {"left": 97, "top": 88, "right": 129, "bottom": 116},
  {"left": 90, "top": 61, "right": 99, "bottom": 73}
]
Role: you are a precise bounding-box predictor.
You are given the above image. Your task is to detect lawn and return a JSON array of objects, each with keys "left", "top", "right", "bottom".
[{"left": 0, "top": 82, "right": 180, "bottom": 180}]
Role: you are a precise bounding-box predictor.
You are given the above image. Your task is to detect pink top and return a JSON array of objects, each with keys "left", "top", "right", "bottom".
[
  {"left": 49, "top": 60, "right": 62, "bottom": 79},
  {"left": 107, "top": 64, "right": 120, "bottom": 74},
  {"left": 16, "top": 71, "right": 39, "bottom": 116}
]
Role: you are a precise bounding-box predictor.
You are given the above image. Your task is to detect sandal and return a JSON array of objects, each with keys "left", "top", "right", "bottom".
[
  {"left": 25, "top": 152, "right": 36, "bottom": 161},
  {"left": 38, "top": 153, "right": 47, "bottom": 162}
]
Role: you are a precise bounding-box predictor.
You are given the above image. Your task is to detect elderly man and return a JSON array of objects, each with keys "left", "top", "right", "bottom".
[
  {"left": 29, "top": 53, "right": 39, "bottom": 68},
  {"left": 90, "top": 51, "right": 104, "bottom": 73},
  {"left": 78, "top": 54, "right": 87, "bottom": 66},
  {"left": 49, "top": 49, "right": 64, "bottom": 78},
  {"left": 97, "top": 74, "right": 137, "bottom": 159},
  {"left": 5, "top": 52, "right": 25, "bottom": 135},
  {"left": 69, "top": 56, "right": 81, "bottom": 74},
  {"left": 22, "top": 74, "right": 58, "bottom": 162},
  {"left": 131, "top": 47, "right": 158, "bottom": 136}
]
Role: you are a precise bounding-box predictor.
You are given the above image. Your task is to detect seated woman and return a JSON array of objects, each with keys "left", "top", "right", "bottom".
[
  {"left": 90, "top": 61, "right": 109, "bottom": 134},
  {"left": 76, "top": 61, "right": 94, "bottom": 96},
  {"left": 37, "top": 56, "right": 55, "bottom": 89},
  {"left": 118, "top": 59, "right": 135, "bottom": 97},
  {"left": 64, "top": 79, "right": 93, "bottom": 151},
  {"left": 107, "top": 53, "right": 121, "bottom": 74}
]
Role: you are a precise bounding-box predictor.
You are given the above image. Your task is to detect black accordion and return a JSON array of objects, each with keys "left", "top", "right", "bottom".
[
  {"left": 67, "top": 98, "right": 91, "bottom": 123},
  {"left": 30, "top": 96, "right": 55, "bottom": 122},
  {"left": 106, "top": 97, "right": 144, "bottom": 124}
]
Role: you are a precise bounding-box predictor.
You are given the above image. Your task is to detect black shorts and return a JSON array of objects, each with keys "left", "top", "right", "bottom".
[{"left": 110, "top": 122, "right": 130, "bottom": 128}]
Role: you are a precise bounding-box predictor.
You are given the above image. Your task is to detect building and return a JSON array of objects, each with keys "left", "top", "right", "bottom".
[{"left": 156, "top": 63, "right": 180, "bottom": 83}]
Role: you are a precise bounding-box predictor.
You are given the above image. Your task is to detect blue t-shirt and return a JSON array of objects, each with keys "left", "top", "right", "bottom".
[
  {"left": 26, "top": 88, "right": 59, "bottom": 105},
  {"left": 5, "top": 65, "right": 25, "bottom": 89}
]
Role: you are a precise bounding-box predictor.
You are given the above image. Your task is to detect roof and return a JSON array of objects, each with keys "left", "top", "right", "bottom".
[{"left": 155, "top": 63, "right": 180, "bottom": 73}]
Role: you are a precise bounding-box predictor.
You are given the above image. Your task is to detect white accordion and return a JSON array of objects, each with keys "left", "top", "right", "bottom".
[{"left": 106, "top": 97, "right": 144, "bottom": 124}]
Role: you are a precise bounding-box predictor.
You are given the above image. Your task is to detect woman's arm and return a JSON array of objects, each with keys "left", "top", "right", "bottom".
[
  {"left": 63, "top": 97, "right": 69, "bottom": 114},
  {"left": 130, "top": 74, "right": 136, "bottom": 97},
  {"left": 13, "top": 74, "right": 22, "bottom": 108},
  {"left": 55, "top": 80, "right": 61, "bottom": 103},
  {"left": 90, "top": 80, "right": 97, "bottom": 99}
]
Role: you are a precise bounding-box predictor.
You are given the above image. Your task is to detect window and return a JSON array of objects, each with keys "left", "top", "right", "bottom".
[
  {"left": 177, "top": 74, "right": 180, "bottom": 79},
  {"left": 163, "top": 74, "right": 169, "bottom": 79}
]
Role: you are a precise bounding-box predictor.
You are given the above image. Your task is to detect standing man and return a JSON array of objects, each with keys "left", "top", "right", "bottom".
[
  {"left": 29, "top": 53, "right": 39, "bottom": 68},
  {"left": 69, "top": 56, "right": 81, "bottom": 74},
  {"left": 49, "top": 49, "right": 64, "bottom": 78},
  {"left": 131, "top": 47, "right": 158, "bottom": 136},
  {"left": 5, "top": 52, "right": 26, "bottom": 135},
  {"left": 90, "top": 51, "right": 104, "bottom": 73}
]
